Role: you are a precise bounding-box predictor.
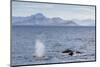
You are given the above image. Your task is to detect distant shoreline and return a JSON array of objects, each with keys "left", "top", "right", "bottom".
[{"left": 12, "top": 25, "right": 95, "bottom": 27}]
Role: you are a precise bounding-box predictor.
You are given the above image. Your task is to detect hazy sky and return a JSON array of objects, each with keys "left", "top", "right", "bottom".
[{"left": 12, "top": 1, "right": 95, "bottom": 20}]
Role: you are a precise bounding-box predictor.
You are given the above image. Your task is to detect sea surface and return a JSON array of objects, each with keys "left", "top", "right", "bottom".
[{"left": 11, "top": 26, "right": 96, "bottom": 66}]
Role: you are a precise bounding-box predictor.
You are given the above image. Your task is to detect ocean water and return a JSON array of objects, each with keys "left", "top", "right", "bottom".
[{"left": 11, "top": 26, "right": 96, "bottom": 66}]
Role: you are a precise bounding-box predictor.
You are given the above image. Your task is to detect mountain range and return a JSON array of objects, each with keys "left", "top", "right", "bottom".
[{"left": 12, "top": 13, "right": 95, "bottom": 26}]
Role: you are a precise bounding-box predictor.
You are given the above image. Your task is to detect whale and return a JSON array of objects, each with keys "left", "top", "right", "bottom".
[{"left": 62, "top": 49, "right": 81, "bottom": 56}]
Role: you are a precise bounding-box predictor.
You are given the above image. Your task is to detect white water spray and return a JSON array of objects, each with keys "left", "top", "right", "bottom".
[{"left": 35, "top": 39, "right": 45, "bottom": 58}]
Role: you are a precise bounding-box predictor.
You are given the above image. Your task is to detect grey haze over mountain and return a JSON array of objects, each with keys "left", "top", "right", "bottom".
[
  {"left": 74, "top": 19, "right": 95, "bottom": 26},
  {"left": 12, "top": 13, "right": 95, "bottom": 26}
]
